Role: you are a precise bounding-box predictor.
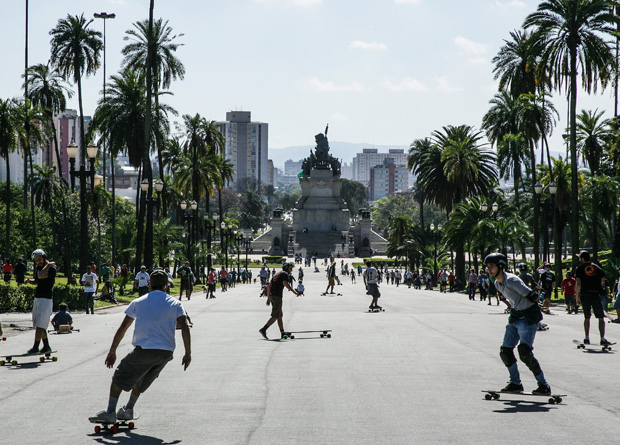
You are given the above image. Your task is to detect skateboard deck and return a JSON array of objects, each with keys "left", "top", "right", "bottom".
[
  {"left": 282, "top": 330, "right": 332, "bottom": 339},
  {"left": 0, "top": 350, "right": 58, "bottom": 366},
  {"left": 369, "top": 306, "right": 385, "bottom": 312},
  {"left": 321, "top": 292, "right": 342, "bottom": 296},
  {"left": 573, "top": 339, "right": 615, "bottom": 351},
  {"left": 482, "top": 390, "right": 565, "bottom": 404},
  {"left": 90, "top": 416, "right": 139, "bottom": 434}
]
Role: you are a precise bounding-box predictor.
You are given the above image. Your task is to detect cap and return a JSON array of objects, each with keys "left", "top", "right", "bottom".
[
  {"left": 150, "top": 269, "right": 168, "bottom": 288},
  {"left": 577, "top": 251, "right": 590, "bottom": 261}
]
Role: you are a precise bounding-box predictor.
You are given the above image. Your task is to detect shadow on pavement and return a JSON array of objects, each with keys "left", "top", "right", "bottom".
[
  {"left": 91, "top": 431, "right": 181, "bottom": 444},
  {"left": 491, "top": 400, "right": 559, "bottom": 413}
]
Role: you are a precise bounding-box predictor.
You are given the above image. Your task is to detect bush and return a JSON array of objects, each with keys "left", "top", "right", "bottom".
[
  {"left": 261, "top": 256, "right": 283, "bottom": 265},
  {"left": 0, "top": 283, "right": 84, "bottom": 312}
]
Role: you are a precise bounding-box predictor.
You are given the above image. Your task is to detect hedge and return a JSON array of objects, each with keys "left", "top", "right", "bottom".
[{"left": 0, "top": 284, "right": 84, "bottom": 312}]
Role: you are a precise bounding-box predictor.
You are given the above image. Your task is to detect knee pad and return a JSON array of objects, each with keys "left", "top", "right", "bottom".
[
  {"left": 499, "top": 346, "right": 516, "bottom": 367},
  {"left": 517, "top": 344, "right": 542, "bottom": 376}
]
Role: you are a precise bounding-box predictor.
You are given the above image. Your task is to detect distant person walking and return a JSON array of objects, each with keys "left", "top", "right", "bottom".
[
  {"left": 81, "top": 265, "right": 99, "bottom": 314},
  {"left": 14, "top": 258, "right": 26, "bottom": 285}
]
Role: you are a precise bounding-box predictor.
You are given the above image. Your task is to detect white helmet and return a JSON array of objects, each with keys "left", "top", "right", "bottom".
[{"left": 31, "top": 249, "right": 46, "bottom": 260}]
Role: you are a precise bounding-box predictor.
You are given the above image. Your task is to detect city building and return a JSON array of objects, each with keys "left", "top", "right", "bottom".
[
  {"left": 218, "top": 111, "right": 268, "bottom": 190},
  {"left": 368, "top": 158, "right": 409, "bottom": 202},
  {"left": 341, "top": 161, "right": 353, "bottom": 180},
  {"left": 53, "top": 109, "right": 91, "bottom": 182},
  {"left": 352, "top": 148, "right": 408, "bottom": 185},
  {"left": 284, "top": 159, "right": 303, "bottom": 176}
]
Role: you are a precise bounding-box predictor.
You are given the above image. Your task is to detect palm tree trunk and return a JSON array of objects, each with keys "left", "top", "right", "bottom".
[
  {"left": 5, "top": 156, "right": 11, "bottom": 259},
  {"left": 112, "top": 154, "right": 116, "bottom": 269},
  {"left": 530, "top": 141, "right": 540, "bottom": 272},
  {"left": 134, "top": 163, "right": 143, "bottom": 273},
  {"left": 28, "top": 149, "right": 36, "bottom": 247},
  {"left": 142, "top": 0, "right": 155, "bottom": 270},
  {"left": 77, "top": 72, "right": 89, "bottom": 273},
  {"left": 51, "top": 119, "right": 73, "bottom": 280},
  {"left": 569, "top": 45, "right": 579, "bottom": 268}
]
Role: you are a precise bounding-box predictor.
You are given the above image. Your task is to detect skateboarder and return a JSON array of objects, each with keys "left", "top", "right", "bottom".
[
  {"left": 325, "top": 262, "right": 336, "bottom": 294},
  {"left": 574, "top": 251, "right": 611, "bottom": 346},
  {"left": 485, "top": 253, "right": 551, "bottom": 396},
  {"left": 89, "top": 269, "right": 191, "bottom": 425},
  {"left": 25, "top": 249, "right": 56, "bottom": 354},
  {"left": 259, "top": 262, "right": 299, "bottom": 339},
  {"left": 363, "top": 261, "right": 381, "bottom": 310},
  {"left": 538, "top": 263, "right": 555, "bottom": 314}
]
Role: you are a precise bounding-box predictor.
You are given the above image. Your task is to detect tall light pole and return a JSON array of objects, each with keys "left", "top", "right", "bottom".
[
  {"left": 94, "top": 11, "right": 116, "bottom": 266},
  {"left": 430, "top": 223, "right": 442, "bottom": 286}
]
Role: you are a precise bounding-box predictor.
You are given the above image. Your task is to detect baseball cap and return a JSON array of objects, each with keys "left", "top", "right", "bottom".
[
  {"left": 577, "top": 251, "right": 590, "bottom": 261},
  {"left": 150, "top": 269, "right": 168, "bottom": 288}
]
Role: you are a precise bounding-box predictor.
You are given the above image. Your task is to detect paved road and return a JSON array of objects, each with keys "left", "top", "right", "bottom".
[{"left": 2, "top": 263, "right": 620, "bottom": 444}]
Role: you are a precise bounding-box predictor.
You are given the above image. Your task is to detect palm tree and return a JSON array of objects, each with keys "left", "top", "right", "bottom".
[
  {"left": 492, "top": 29, "right": 538, "bottom": 98},
  {"left": 49, "top": 13, "right": 102, "bottom": 272},
  {"left": 524, "top": 0, "right": 619, "bottom": 265},
  {"left": 0, "top": 98, "right": 20, "bottom": 258},
  {"left": 407, "top": 138, "right": 432, "bottom": 228},
  {"left": 90, "top": 183, "right": 111, "bottom": 273}
]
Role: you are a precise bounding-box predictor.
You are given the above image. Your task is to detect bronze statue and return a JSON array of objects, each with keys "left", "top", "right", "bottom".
[{"left": 301, "top": 123, "right": 341, "bottom": 178}]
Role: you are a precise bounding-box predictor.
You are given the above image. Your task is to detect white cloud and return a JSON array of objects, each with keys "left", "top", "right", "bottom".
[
  {"left": 454, "top": 36, "right": 488, "bottom": 55},
  {"left": 254, "top": 0, "right": 322, "bottom": 6},
  {"left": 493, "top": 0, "right": 526, "bottom": 8},
  {"left": 350, "top": 40, "right": 388, "bottom": 51},
  {"left": 382, "top": 77, "right": 428, "bottom": 92},
  {"left": 309, "top": 78, "right": 367, "bottom": 92},
  {"left": 331, "top": 113, "right": 349, "bottom": 121},
  {"left": 394, "top": 0, "right": 421, "bottom": 4},
  {"left": 435, "top": 76, "right": 463, "bottom": 93}
]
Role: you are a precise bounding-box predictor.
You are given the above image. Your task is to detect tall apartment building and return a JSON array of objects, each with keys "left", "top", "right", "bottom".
[
  {"left": 218, "top": 111, "right": 268, "bottom": 190},
  {"left": 352, "top": 148, "right": 408, "bottom": 184},
  {"left": 368, "top": 158, "right": 409, "bottom": 202},
  {"left": 284, "top": 159, "right": 303, "bottom": 176}
]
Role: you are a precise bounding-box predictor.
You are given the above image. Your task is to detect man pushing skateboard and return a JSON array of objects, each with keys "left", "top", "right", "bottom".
[
  {"left": 259, "top": 262, "right": 299, "bottom": 339},
  {"left": 485, "top": 253, "right": 552, "bottom": 396},
  {"left": 89, "top": 269, "right": 191, "bottom": 425}
]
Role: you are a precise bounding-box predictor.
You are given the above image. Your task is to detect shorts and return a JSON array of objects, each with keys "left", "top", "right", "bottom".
[
  {"left": 367, "top": 283, "right": 381, "bottom": 298},
  {"left": 541, "top": 288, "right": 553, "bottom": 299},
  {"left": 180, "top": 280, "right": 191, "bottom": 293},
  {"left": 328, "top": 277, "right": 335, "bottom": 287},
  {"left": 581, "top": 294, "right": 604, "bottom": 319},
  {"left": 208, "top": 283, "right": 216, "bottom": 292},
  {"left": 220, "top": 278, "right": 227, "bottom": 286},
  {"left": 32, "top": 298, "right": 53, "bottom": 329},
  {"left": 565, "top": 294, "right": 576, "bottom": 306},
  {"left": 15, "top": 275, "right": 24, "bottom": 284},
  {"left": 269, "top": 295, "right": 283, "bottom": 318},
  {"left": 3, "top": 273, "right": 11, "bottom": 282},
  {"left": 113, "top": 346, "right": 173, "bottom": 393}
]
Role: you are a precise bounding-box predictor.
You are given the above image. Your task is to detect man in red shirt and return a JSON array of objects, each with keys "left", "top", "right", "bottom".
[
  {"left": 3, "top": 260, "right": 13, "bottom": 284},
  {"left": 448, "top": 271, "right": 455, "bottom": 293},
  {"left": 219, "top": 267, "right": 228, "bottom": 292},
  {"left": 561, "top": 271, "right": 577, "bottom": 314},
  {"left": 206, "top": 268, "right": 216, "bottom": 299}
]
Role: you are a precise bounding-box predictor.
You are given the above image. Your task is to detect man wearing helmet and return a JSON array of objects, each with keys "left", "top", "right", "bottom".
[
  {"left": 484, "top": 252, "right": 551, "bottom": 395},
  {"left": 25, "top": 249, "right": 57, "bottom": 354},
  {"left": 259, "top": 262, "right": 299, "bottom": 339}
]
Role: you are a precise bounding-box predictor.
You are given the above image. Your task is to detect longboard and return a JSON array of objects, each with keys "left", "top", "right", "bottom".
[
  {"left": 573, "top": 339, "right": 615, "bottom": 351},
  {"left": 90, "top": 416, "right": 139, "bottom": 434},
  {"left": 321, "top": 292, "right": 342, "bottom": 296},
  {"left": 0, "top": 350, "right": 58, "bottom": 366},
  {"left": 282, "top": 330, "right": 331, "bottom": 339},
  {"left": 482, "top": 390, "right": 565, "bottom": 404},
  {"left": 369, "top": 306, "right": 385, "bottom": 312}
]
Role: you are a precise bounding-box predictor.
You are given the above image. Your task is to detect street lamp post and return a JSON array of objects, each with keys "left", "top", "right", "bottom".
[
  {"left": 180, "top": 200, "right": 198, "bottom": 271},
  {"left": 243, "top": 234, "right": 252, "bottom": 276},
  {"left": 235, "top": 232, "right": 243, "bottom": 275},
  {"left": 535, "top": 182, "right": 558, "bottom": 297},
  {"left": 430, "top": 223, "right": 442, "bottom": 286},
  {"left": 67, "top": 141, "right": 98, "bottom": 192}
]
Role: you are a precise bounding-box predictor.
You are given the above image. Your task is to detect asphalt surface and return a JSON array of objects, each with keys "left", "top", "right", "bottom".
[{"left": 2, "top": 262, "right": 620, "bottom": 444}]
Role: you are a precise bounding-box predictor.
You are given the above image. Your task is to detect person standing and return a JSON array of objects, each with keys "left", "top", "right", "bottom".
[
  {"left": 101, "top": 263, "right": 111, "bottom": 286},
  {"left": 81, "top": 265, "right": 99, "bottom": 314},
  {"left": 25, "top": 249, "right": 56, "bottom": 354},
  {"left": 3, "top": 259, "right": 13, "bottom": 284},
  {"left": 119, "top": 264, "right": 129, "bottom": 295},
  {"left": 89, "top": 269, "right": 191, "bottom": 424},
  {"left": 538, "top": 263, "right": 555, "bottom": 314},
  {"left": 561, "top": 271, "right": 577, "bottom": 314},
  {"left": 363, "top": 261, "right": 382, "bottom": 310},
  {"left": 177, "top": 261, "right": 193, "bottom": 300},
  {"left": 468, "top": 269, "right": 478, "bottom": 300},
  {"left": 574, "top": 251, "right": 611, "bottom": 346},
  {"left": 135, "top": 266, "right": 150, "bottom": 297},
  {"left": 220, "top": 266, "right": 228, "bottom": 292},
  {"left": 440, "top": 270, "right": 448, "bottom": 293},
  {"left": 258, "top": 262, "right": 299, "bottom": 339},
  {"left": 325, "top": 262, "right": 336, "bottom": 294},
  {"left": 14, "top": 258, "right": 26, "bottom": 286},
  {"left": 485, "top": 253, "right": 551, "bottom": 395}
]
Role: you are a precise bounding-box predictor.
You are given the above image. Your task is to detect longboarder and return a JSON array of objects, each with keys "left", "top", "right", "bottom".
[
  {"left": 485, "top": 253, "right": 552, "bottom": 396},
  {"left": 89, "top": 269, "right": 191, "bottom": 425},
  {"left": 25, "top": 249, "right": 56, "bottom": 355},
  {"left": 259, "top": 262, "right": 299, "bottom": 340},
  {"left": 363, "top": 261, "right": 382, "bottom": 311}
]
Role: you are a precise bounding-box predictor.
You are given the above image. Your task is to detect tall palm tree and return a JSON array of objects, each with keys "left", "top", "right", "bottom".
[
  {"left": 49, "top": 13, "right": 102, "bottom": 272},
  {"left": 524, "top": 0, "right": 619, "bottom": 265},
  {"left": 0, "top": 98, "right": 20, "bottom": 259},
  {"left": 492, "top": 29, "right": 538, "bottom": 98},
  {"left": 407, "top": 138, "right": 432, "bottom": 228},
  {"left": 576, "top": 109, "right": 611, "bottom": 259}
]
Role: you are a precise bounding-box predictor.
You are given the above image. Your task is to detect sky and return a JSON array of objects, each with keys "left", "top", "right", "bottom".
[{"left": 1, "top": 0, "right": 617, "bottom": 161}]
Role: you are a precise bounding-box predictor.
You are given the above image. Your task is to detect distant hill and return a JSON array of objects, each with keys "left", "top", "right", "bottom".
[{"left": 269, "top": 141, "right": 409, "bottom": 169}]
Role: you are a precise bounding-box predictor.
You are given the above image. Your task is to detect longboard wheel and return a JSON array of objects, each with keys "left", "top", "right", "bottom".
[
  {"left": 493, "top": 394, "right": 500, "bottom": 400},
  {"left": 128, "top": 422, "right": 135, "bottom": 429},
  {"left": 94, "top": 426, "right": 101, "bottom": 433},
  {"left": 327, "top": 334, "right": 331, "bottom": 338},
  {"left": 0, "top": 360, "right": 5, "bottom": 366},
  {"left": 320, "top": 333, "right": 324, "bottom": 338},
  {"left": 290, "top": 335, "right": 295, "bottom": 339},
  {"left": 40, "top": 356, "right": 45, "bottom": 362},
  {"left": 282, "top": 335, "right": 288, "bottom": 339},
  {"left": 11, "top": 360, "right": 17, "bottom": 365},
  {"left": 556, "top": 397, "right": 562, "bottom": 403},
  {"left": 485, "top": 394, "right": 492, "bottom": 400},
  {"left": 52, "top": 356, "right": 58, "bottom": 362},
  {"left": 548, "top": 398, "right": 556, "bottom": 404},
  {"left": 111, "top": 423, "right": 119, "bottom": 433}
]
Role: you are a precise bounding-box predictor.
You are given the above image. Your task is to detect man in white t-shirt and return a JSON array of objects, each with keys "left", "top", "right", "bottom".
[
  {"left": 81, "top": 265, "right": 99, "bottom": 314},
  {"left": 89, "top": 269, "right": 192, "bottom": 424},
  {"left": 135, "top": 266, "right": 150, "bottom": 296},
  {"left": 363, "top": 261, "right": 382, "bottom": 310}
]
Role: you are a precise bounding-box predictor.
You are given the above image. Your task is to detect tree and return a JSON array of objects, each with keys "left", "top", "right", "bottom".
[
  {"left": 408, "top": 138, "right": 433, "bottom": 228},
  {"left": 340, "top": 179, "right": 367, "bottom": 215},
  {"left": 0, "top": 98, "right": 20, "bottom": 258},
  {"left": 524, "top": 0, "right": 620, "bottom": 266},
  {"left": 239, "top": 190, "right": 266, "bottom": 231},
  {"left": 492, "top": 29, "right": 538, "bottom": 98},
  {"left": 49, "top": 13, "right": 102, "bottom": 272}
]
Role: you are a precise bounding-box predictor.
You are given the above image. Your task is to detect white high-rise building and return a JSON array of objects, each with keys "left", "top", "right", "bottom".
[
  {"left": 218, "top": 111, "right": 268, "bottom": 190},
  {"left": 353, "top": 148, "right": 408, "bottom": 185}
]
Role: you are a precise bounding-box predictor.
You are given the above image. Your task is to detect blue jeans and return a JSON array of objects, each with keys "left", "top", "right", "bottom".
[
  {"left": 84, "top": 292, "right": 95, "bottom": 314},
  {"left": 502, "top": 319, "right": 546, "bottom": 386}
]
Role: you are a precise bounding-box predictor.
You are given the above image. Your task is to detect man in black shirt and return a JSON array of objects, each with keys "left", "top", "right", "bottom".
[
  {"left": 25, "top": 249, "right": 57, "bottom": 354},
  {"left": 259, "top": 262, "right": 299, "bottom": 339},
  {"left": 574, "top": 251, "right": 611, "bottom": 346},
  {"left": 14, "top": 258, "right": 27, "bottom": 285},
  {"left": 538, "top": 263, "right": 555, "bottom": 314}
]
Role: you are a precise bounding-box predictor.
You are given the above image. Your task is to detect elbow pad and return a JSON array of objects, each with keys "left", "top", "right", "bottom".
[{"left": 526, "top": 290, "right": 539, "bottom": 302}]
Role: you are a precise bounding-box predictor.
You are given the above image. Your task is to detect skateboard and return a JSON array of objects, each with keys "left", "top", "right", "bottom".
[
  {"left": 482, "top": 390, "right": 565, "bottom": 404},
  {"left": 369, "top": 306, "right": 385, "bottom": 312},
  {"left": 48, "top": 326, "right": 80, "bottom": 334},
  {"left": 282, "top": 330, "right": 332, "bottom": 339},
  {"left": 91, "top": 416, "right": 139, "bottom": 434},
  {"left": 321, "top": 292, "right": 342, "bottom": 296},
  {"left": 537, "top": 323, "right": 549, "bottom": 331},
  {"left": 0, "top": 350, "right": 58, "bottom": 366},
  {"left": 573, "top": 339, "right": 615, "bottom": 351}
]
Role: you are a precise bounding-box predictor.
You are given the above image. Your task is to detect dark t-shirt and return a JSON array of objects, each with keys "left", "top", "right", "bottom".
[
  {"left": 14, "top": 262, "right": 26, "bottom": 277},
  {"left": 52, "top": 310, "right": 72, "bottom": 326},
  {"left": 539, "top": 271, "right": 555, "bottom": 290},
  {"left": 574, "top": 263, "right": 605, "bottom": 296},
  {"left": 35, "top": 265, "right": 56, "bottom": 299},
  {"left": 177, "top": 266, "right": 192, "bottom": 281},
  {"left": 269, "top": 271, "right": 289, "bottom": 298}
]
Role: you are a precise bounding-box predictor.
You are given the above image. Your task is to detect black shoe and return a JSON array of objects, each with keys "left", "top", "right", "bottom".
[
  {"left": 532, "top": 384, "right": 551, "bottom": 396},
  {"left": 259, "top": 328, "right": 268, "bottom": 339},
  {"left": 601, "top": 339, "right": 612, "bottom": 346},
  {"left": 501, "top": 382, "right": 524, "bottom": 393},
  {"left": 584, "top": 338, "right": 590, "bottom": 345}
]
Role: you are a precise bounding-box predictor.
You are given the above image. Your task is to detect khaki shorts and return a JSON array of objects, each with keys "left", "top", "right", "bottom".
[
  {"left": 113, "top": 346, "right": 173, "bottom": 393},
  {"left": 32, "top": 298, "right": 53, "bottom": 329},
  {"left": 270, "top": 295, "right": 283, "bottom": 318}
]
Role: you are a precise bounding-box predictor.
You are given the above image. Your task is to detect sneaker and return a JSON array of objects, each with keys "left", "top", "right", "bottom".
[
  {"left": 259, "top": 328, "right": 268, "bottom": 339},
  {"left": 116, "top": 406, "right": 137, "bottom": 420},
  {"left": 601, "top": 339, "right": 612, "bottom": 346},
  {"left": 39, "top": 345, "right": 52, "bottom": 354},
  {"left": 532, "top": 384, "right": 551, "bottom": 396},
  {"left": 89, "top": 410, "right": 116, "bottom": 424},
  {"left": 501, "top": 382, "right": 524, "bottom": 393},
  {"left": 26, "top": 347, "right": 39, "bottom": 355},
  {"left": 584, "top": 338, "right": 590, "bottom": 345}
]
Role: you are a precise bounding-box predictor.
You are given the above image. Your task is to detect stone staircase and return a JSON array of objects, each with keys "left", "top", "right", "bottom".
[{"left": 291, "top": 230, "right": 350, "bottom": 257}]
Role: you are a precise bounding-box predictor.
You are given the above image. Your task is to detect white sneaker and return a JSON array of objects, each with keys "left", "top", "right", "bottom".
[
  {"left": 89, "top": 410, "right": 116, "bottom": 423},
  {"left": 116, "top": 406, "right": 136, "bottom": 420}
]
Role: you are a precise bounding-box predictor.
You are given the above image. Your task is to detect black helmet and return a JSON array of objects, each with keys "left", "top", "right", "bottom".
[
  {"left": 484, "top": 253, "right": 507, "bottom": 268},
  {"left": 282, "top": 262, "right": 293, "bottom": 271},
  {"left": 517, "top": 263, "right": 528, "bottom": 272}
]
